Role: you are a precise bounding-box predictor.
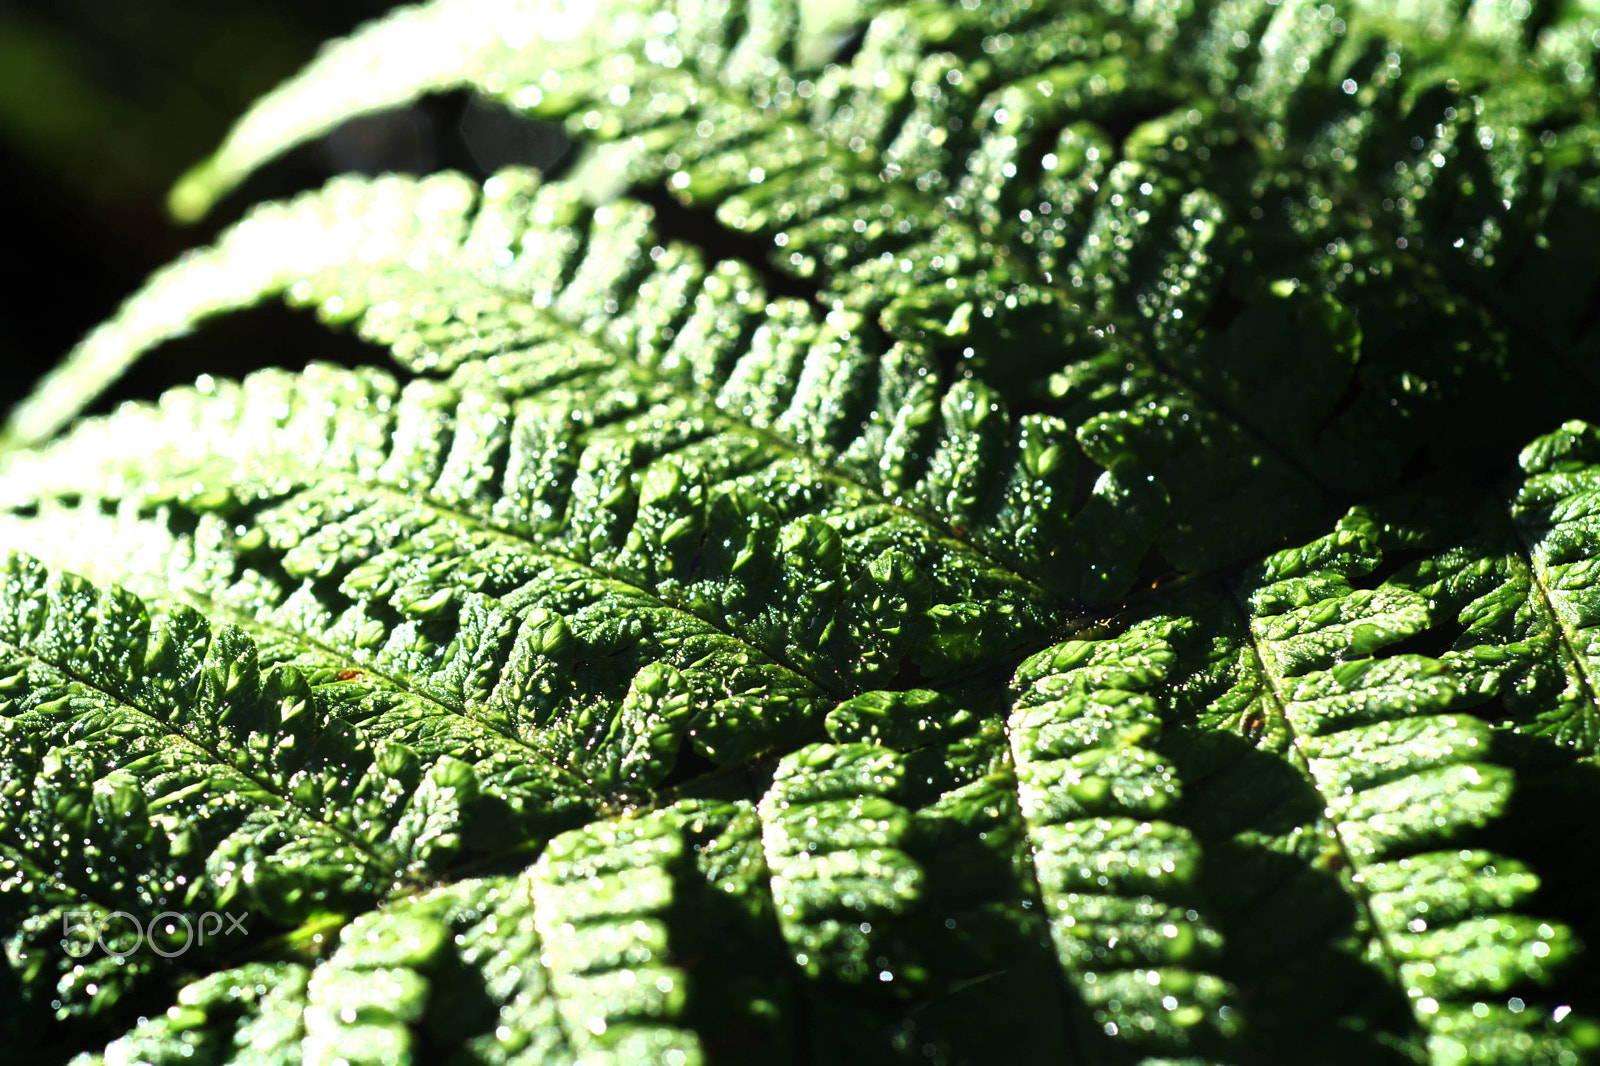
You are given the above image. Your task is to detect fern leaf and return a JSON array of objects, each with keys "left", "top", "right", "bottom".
[
  {"left": 24, "top": 0, "right": 1600, "bottom": 576},
  {"left": 0, "top": 554, "right": 588, "bottom": 1027},
  {"left": 1007, "top": 526, "right": 1592, "bottom": 1061},
  {"left": 166, "top": 0, "right": 868, "bottom": 223},
  {"left": 7, "top": 0, "right": 1600, "bottom": 1062},
  {"left": 0, "top": 336, "right": 1064, "bottom": 768},
  {"left": 1011, "top": 620, "right": 1238, "bottom": 1057}
]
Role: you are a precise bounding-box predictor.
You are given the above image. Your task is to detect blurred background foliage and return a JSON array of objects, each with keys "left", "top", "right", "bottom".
[{"left": 0, "top": 0, "right": 566, "bottom": 415}]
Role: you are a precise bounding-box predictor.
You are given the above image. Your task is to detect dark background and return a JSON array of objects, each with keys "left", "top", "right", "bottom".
[{"left": 0, "top": 0, "right": 568, "bottom": 420}]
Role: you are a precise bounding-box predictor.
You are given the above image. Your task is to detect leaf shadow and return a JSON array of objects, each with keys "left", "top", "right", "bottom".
[{"left": 1159, "top": 729, "right": 1419, "bottom": 1066}]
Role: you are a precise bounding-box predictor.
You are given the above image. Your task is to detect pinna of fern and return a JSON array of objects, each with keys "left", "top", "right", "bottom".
[{"left": 1, "top": 1, "right": 1600, "bottom": 1065}]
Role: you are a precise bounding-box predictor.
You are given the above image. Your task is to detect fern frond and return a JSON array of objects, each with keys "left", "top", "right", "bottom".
[
  {"left": 7, "top": 0, "right": 1600, "bottom": 1061},
  {"left": 1008, "top": 486, "right": 1598, "bottom": 1062},
  {"left": 18, "top": 168, "right": 1090, "bottom": 586},
  {"left": 1010, "top": 623, "right": 1237, "bottom": 1057},
  {"left": 6, "top": 461, "right": 1600, "bottom": 1058},
  {"left": 165, "top": 0, "right": 869, "bottom": 223},
  {"left": 23, "top": 0, "right": 1600, "bottom": 579},
  {"left": 0, "top": 554, "right": 585, "bottom": 1027},
  {"left": 0, "top": 173, "right": 1091, "bottom": 653}
]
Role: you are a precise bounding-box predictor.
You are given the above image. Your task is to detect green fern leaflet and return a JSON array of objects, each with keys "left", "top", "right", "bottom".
[{"left": 3, "top": 1, "right": 1600, "bottom": 1063}]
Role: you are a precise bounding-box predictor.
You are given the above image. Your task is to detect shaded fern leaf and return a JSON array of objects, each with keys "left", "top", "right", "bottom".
[{"left": 1007, "top": 459, "right": 1600, "bottom": 1064}]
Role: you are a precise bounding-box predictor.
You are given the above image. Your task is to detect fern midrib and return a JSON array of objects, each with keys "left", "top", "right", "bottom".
[
  {"left": 500, "top": 884, "right": 587, "bottom": 1061},
  {"left": 1508, "top": 510, "right": 1600, "bottom": 721},
  {"left": 985, "top": 741, "right": 1102, "bottom": 1064},
  {"left": 317, "top": 471, "right": 843, "bottom": 693},
  {"left": 165, "top": 570, "right": 609, "bottom": 804},
  {"left": 284, "top": 467, "right": 1061, "bottom": 707},
  {"left": 437, "top": 260, "right": 1075, "bottom": 613},
  {"left": 0, "top": 435, "right": 840, "bottom": 695},
  {"left": 1227, "top": 594, "right": 1430, "bottom": 1049},
  {"left": 0, "top": 645, "right": 396, "bottom": 877}
]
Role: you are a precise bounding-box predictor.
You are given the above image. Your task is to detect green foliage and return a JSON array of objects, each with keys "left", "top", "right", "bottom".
[{"left": 3, "top": 0, "right": 1600, "bottom": 1063}]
